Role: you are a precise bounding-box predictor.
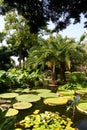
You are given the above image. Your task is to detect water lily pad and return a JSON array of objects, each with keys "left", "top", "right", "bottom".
[
  {"left": 22, "top": 88, "right": 30, "bottom": 93},
  {"left": 15, "top": 128, "right": 22, "bottom": 130},
  {"left": 0, "top": 99, "right": 11, "bottom": 104},
  {"left": 62, "top": 95, "right": 74, "bottom": 100},
  {"left": 38, "top": 92, "right": 57, "bottom": 98},
  {"left": 58, "top": 90, "right": 75, "bottom": 96},
  {"left": 5, "top": 108, "right": 19, "bottom": 117},
  {"left": 16, "top": 94, "right": 41, "bottom": 102},
  {"left": 0, "top": 93, "right": 19, "bottom": 99},
  {"left": 35, "top": 89, "right": 51, "bottom": 93},
  {"left": 1, "top": 104, "right": 12, "bottom": 109},
  {"left": 14, "top": 88, "right": 23, "bottom": 93},
  {"left": 44, "top": 97, "right": 68, "bottom": 106},
  {"left": 13, "top": 102, "right": 32, "bottom": 110},
  {"left": 76, "top": 89, "right": 87, "bottom": 95},
  {"left": 77, "top": 101, "right": 87, "bottom": 115}
]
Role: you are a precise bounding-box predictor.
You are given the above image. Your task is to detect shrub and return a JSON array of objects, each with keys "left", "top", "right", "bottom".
[{"left": 15, "top": 111, "right": 77, "bottom": 130}]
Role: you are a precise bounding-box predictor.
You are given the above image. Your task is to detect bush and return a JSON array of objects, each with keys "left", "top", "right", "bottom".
[
  {"left": 0, "top": 69, "right": 44, "bottom": 92},
  {"left": 15, "top": 111, "right": 77, "bottom": 130},
  {"left": 58, "top": 83, "right": 82, "bottom": 91},
  {"left": 70, "top": 72, "right": 86, "bottom": 83}
]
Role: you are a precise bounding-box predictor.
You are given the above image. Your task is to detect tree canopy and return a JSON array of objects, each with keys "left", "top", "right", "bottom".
[{"left": 0, "top": 0, "right": 87, "bottom": 33}]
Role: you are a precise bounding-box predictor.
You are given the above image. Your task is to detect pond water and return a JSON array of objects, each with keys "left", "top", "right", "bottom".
[
  {"left": 73, "top": 111, "right": 87, "bottom": 130},
  {"left": 16, "top": 97, "right": 87, "bottom": 130},
  {"left": 1, "top": 90, "right": 87, "bottom": 130}
]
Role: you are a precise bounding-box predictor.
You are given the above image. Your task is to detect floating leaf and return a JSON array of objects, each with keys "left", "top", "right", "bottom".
[
  {"left": 58, "top": 90, "right": 75, "bottom": 96},
  {"left": 38, "top": 92, "right": 57, "bottom": 98},
  {"left": 5, "top": 108, "right": 19, "bottom": 117},
  {"left": 0, "top": 99, "right": 11, "bottom": 104},
  {"left": 61, "top": 95, "right": 74, "bottom": 100},
  {"left": 35, "top": 89, "right": 51, "bottom": 93},
  {"left": 1, "top": 104, "right": 12, "bottom": 109},
  {"left": 76, "top": 89, "right": 87, "bottom": 95},
  {"left": 44, "top": 97, "right": 68, "bottom": 106},
  {"left": 13, "top": 102, "right": 32, "bottom": 110},
  {"left": 15, "top": 128, "right": 22, "bottom": 130},
  {"left": 22, "top": 88, "right": 30, "bottom": 93},
  {"left": 14, "top": 88, "right": 23, "bottom": 93},
  {"left": 0, "top": 93, "right": 19, "bottom": 99},
  {"left": 76, "top": 100, "right": 87, "bottom": 115},
  {"left": 16, "top": 94, "right": 41, "bottom": 102}
]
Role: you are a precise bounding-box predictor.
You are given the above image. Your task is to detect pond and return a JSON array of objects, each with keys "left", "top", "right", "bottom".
[
  {"left": 0, "top": 88, "right": 87, "bottom": 130},
  {"left": 16, "top": 97, "right": 87, "bottom": 130}
]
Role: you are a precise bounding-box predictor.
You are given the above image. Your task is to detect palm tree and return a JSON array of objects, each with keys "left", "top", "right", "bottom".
[
  {"left": 26, "top": 34, "right": 76, "bottom": 83},
  {"left": 47, "top": 35, "right": 75, "bottom": 82}
]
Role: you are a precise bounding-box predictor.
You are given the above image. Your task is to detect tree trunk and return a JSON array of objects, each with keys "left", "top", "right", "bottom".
[{"left": 60, "top": 61, "right": 66, "bottom": 82}]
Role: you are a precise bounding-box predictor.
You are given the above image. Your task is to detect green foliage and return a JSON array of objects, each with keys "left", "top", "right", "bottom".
[
  {"left": 1, "top": 0, "right": 87, "bottom": 33},
  {"left": 15, "top": 111, "right": 76, "bottom": 130},
  {"left": 69, "top": 72, "right": 86, "bottom": 83},
  {"left": 0, "top": 46, "right": 14, "bottom": 70},
  {"left": 58, "top": 83, "right": 82, "bottom": 91},
  {"left": 0, "top": 108, "right": 16, "bottom": 130},
  {"left": 0, "top": 69, "right": 44, "bottom": 91},
  {"left": 3, "top": 10, "right": 37, "bottom": 68}
]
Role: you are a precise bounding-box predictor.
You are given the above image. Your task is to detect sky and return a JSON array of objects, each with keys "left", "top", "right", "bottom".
[{"left": 48, "top": 14, "right": 87, "bottom": 41}]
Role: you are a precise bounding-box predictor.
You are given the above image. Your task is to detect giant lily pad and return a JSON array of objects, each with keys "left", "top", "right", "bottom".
[
  {"left": 14, "top": 88, "right": 23, "bottom": 93},
  {"left": 35, "top": 89, "right": 51, "bottom": 93},
  {"left": 0, "top": 93, "right": 19, "bottom": 99},
  {"left": 5, "top": 108, "right": 19, "bottom": 117},
  {"left": 44, "top": 97, "right": 68, "bottom": 106},
  {"left": 1, "top": 104, "right": 12, "bottom": 109},
  {"left": 16, "top": 94, "right": 41, "bottom": 102},
  {"left": 22, "top": 88, "right": 30, "bottom": 93},
  {"left": 76, "top": 100, "right": 87, "bottom": 115},
  {"left": 38, "top": 92, "right": 57, "bottom": 98},
  {"left": 76, "top": 89, "right": 87, "bottom": 96},
  {"left": 0, "top": 99, "right": 11, "bottom": 104},
  {"left": 58, "top": 90, "right": 75, "bottom": 96},
  {"left": 13, "top": 102, "right": 32, "bottom": 110}
]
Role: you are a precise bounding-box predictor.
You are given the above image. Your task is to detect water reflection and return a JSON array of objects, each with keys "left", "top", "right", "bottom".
[{"left": 76, "top": 119, "right": 87, "bottom": 130}]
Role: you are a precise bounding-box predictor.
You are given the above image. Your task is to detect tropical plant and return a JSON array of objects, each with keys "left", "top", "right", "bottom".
[
  {"left": 15, "top": 111, "right": 77, "bottom": 130},
  {"left": 0, "top": 108, "right": 16, "bottom": 130},
  {"left": 26, "top": 34, "right": 75, "bottom": 82},
  {"left": 0, "top": 69, "right": 44, "bottom": 91}
]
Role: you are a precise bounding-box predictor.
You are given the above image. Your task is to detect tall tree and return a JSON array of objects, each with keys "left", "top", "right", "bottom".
[
  {"left": 4, "top": 11, "right": 37, "bottom": 68},
  {"left": 0, "top": 46, "right": 15, "bottom": 70},
  {"left": 26, "top": 34, "right": 75, "bottom": 82},
  {"left": 70, "top": 33, "right": 87, "bottom": 72},
  {"left": 0, "top": 0, "right": 87, "bottom": 33}
]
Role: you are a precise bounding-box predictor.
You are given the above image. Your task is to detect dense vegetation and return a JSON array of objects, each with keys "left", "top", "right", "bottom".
[{"left": 0, "top": 1, "right": 87, "bottom": 130}]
